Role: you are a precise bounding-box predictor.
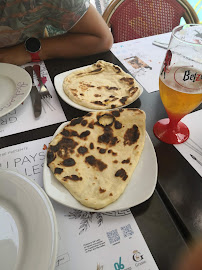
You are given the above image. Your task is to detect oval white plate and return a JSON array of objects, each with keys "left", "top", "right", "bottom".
[
  {"left": 0, "top": 169, "right": 58, "bottom": 270},
  {"left": 54, "top": 64, "right": 143, "bottom": 112},
  {"left": 43, "top": 122, "right": 158, "bottom": 212},
  {"left": 0, "top": 63, "right": 32, "bottom": 117}
]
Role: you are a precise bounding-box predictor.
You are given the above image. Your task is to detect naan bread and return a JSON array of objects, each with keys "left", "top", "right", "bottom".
[
  {"left": 63, "top": 60, "right": 141, "bottom": 110},
  {"left": 47, "top": 108, "right": 146, "bottom": 210}
]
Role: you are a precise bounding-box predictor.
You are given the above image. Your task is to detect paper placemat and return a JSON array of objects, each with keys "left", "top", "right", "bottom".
[
  {"left": 174, "top": 110, "right": 202, "bottom": 177},
  {"left": 0, "top": 61, "right": 66, "bottom": 138},
  {"left": 0, "top": 138, "right": 159, "bottom": 270},
  {"left": 111, "top": 32, "right": 171, "bottom": 93}
]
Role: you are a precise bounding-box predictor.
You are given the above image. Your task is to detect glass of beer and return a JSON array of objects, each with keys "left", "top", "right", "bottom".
[{"left": 153, "top": 24, "right": 202, "bottom": 144}]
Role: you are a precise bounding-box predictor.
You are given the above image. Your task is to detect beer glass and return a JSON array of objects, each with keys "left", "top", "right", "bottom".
[{"left": 153, "top": 24, "right": 202, "bottom": 144}]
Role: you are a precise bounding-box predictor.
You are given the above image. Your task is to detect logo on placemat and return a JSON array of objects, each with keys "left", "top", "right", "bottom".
[
  {"left": 132, "top": 250, "right": 146, "bottom": 267},
  {"left": 114, "top": 257, "right": 124, "bottom": 270}
]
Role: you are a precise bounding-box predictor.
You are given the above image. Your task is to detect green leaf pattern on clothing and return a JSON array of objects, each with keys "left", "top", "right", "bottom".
[{"left": 0, "top": 0, "right": 90, "bottom": 47}]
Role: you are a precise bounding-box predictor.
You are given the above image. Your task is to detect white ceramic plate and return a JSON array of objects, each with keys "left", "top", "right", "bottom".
[
  {"left": 43, "top": 122, "right": 158, "bottom": 212},
  {"left": 54, "top": 64, "right": 143, "bottom": 112},
  {"left": 0, "top": 169, "right": 58, "bottom": 270},
  {"left": 0, "top": 63, "right": 32, "bottom": 117}
]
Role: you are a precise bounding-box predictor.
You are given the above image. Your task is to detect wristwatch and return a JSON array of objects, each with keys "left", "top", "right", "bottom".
[{"left": 25, "top": 37, "right": 41, "bottom": 62}]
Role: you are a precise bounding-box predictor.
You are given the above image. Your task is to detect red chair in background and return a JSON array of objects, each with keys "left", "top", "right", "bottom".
[{"left": 103, "top": 0, "right": 199, "bottom": 43}]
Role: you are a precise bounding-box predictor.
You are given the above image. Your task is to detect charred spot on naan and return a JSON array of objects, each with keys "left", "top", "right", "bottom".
[
  {"left": 97, "top": 147, "right": 107, "bottom": 154},
  {"left": 115, "top": 168, "right": 128, "bottom": 181},
  {"left": 114, "top": 120, "right": 122, "bottom": 129},
  {"left": 47, "top": 150, "right": 56, "bottom": 166},
  {"left": 85, "top": 155, "right": 107, "bottom": 171},
  {"left": 122, "top": 158, "right": 130, "bottom": 164},
  {"left": 77, "top": 146, "right": 88, "bottom": 155},
  {"left": 108, "top": 149, "right": 117, "bottom": 156},
  {"left": 62, "top": 158, "right": 76, "bottom": 167},
  {"left": 92, "top": 101, "right": 105, "bottom": 106},
  {"left": 89, "top": 67, "right": 102, "bottom": 73},
  {"left": 70, "top": 117, "right": 84, "bottom": 126},
  {"left": 54, "top": 167, "right": 63, "bottom": 174},
  {"left": 113, "top": 65, "right": 121, "bottom": 73},
  {"left": 90, "top": 142, "right": 94, "bottom": 149},
  {"left": 81, "top": 120, "right": 88, "bottom": 126},
  {"left": 105, "top": 86, "right": 119, "bottom": 90},
  {"left": 79, "top": 130, "right": 90, "bottom": 139},
  {"left": 99, "top": 187, "right": 106, "bottom": 193},
  {"left": 63, "top": 175, "right": 82, "bottom": 181},
  {"left": 51, "top": 137, "right": 78, "bottom": 159},
  {"left": 119, "top": 96, "right": 128, "bottom": 105},
  {"left": 124, "top": 125, "right": 140, "bottom": 146},
  {"left": 98, "top": 126, "right": 119, "bottom": 146},
  {"left": 120, "top": 77, "right": 134, "bottom": 85},
  {"left": 61, "top": 129, "right": 79, "bottom": 137},
  {"left": 129, "top": 86, "right": 139, "bottom": 96},
  {"left": 111, "top": 110, "right": 121, "bottom": 117},
  {"left": 88, "top": 121, "right": 95, "bottom": 129}
]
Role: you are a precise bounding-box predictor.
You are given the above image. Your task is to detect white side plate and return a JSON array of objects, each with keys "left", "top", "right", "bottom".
[
  {"left": 54, "top": 64, "right": 143, "bottom": 112},
  {"left": 0, "top": 63, "right": 32, "bottom": 117},
  {"left": 43, "top": 122, "right": 158, "bottom": 212},
  {"left": 0, "top": 169, "right": 58, "bottom": 270}
]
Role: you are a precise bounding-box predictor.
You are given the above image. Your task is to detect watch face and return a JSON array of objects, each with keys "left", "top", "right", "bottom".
[{"left": 25, "top": 37, "right": 41, "bottom": 53}]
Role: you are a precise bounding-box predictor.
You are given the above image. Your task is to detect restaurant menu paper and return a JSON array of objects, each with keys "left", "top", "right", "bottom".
[
  {"left": 174, "top": 110, "right": 202, "bottom": 177},
  {"left": 0, "top": 61, "right": 66, "bottom": 138},
  {"left": 111, "top": 32, "right": 171, "bottom": 93},
  {"left": 0, "top": 137, "right": 159, "bottom": 270}
]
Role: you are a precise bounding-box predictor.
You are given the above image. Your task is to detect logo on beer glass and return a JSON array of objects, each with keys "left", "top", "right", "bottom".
[
  {"left": 161, "top": 50, "right": 172, "bottom": 79},
  {"left": 174, "top": 66, "right": 202, "bottom": 92}
]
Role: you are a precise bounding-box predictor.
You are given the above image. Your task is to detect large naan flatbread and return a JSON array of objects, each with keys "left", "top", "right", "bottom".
[
  {"left": 47, "top": 108, "right": 146, "bottom": 210},
  {"left": 63, "top": 60, "right": 141, "bottom": 110}
]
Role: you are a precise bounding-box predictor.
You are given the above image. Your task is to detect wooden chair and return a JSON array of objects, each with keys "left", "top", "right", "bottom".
[{"left": 103, "top": 0, "right": 200, "bottom": 43}]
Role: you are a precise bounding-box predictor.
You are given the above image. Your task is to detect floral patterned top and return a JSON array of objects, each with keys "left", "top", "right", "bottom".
[{"left": 0, "top": 0, "right": 90, "bottom": 48}]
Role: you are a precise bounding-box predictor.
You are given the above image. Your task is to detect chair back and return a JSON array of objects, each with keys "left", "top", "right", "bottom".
[{"left": 103, "top": 0, "right": 200, "bottom": 43}]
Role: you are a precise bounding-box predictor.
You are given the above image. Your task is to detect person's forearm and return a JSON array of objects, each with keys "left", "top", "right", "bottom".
[
  {"left": 40, "top": 32, "right": 113, "bottom": 60},
  {"left": 0, "top": 43, "right": 31, "bottom": 65},
  {"left": 0, "top": 31, "right": 113, "bottom": 66}
]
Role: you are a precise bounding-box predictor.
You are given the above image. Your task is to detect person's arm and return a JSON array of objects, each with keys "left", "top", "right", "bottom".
[
  {"left": 173, "top": 240, "right": 202, "bottom": 270},
  {"left": 0, "top": 4, "right": 113, "bottom": 65}
]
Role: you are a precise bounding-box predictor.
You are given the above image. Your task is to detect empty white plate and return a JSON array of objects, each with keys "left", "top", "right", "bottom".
[
  {"left": 0, "top": 169, "right": 58, "bottom": 270},
  {"left": 0, "top": 63, "right": 31, "bottom": 117}
]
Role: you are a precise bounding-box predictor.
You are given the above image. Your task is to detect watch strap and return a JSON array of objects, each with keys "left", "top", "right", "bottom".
[{"left": 30, "top": 51, "right": 41, "bottom": 62}]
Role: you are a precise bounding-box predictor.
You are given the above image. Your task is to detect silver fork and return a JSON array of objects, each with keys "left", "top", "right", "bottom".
[{"left": 33, "top": 64, "right": 52, "bottom": 99}]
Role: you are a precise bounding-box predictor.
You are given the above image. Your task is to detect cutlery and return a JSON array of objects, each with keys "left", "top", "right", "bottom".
[
  {"left": 184, "top": 138, "right": 202, "bottom": 157},
  {"left": 33, "top": 64, "right": 52, "bottom": 98},
  {"left": 25, "top": 66, "right": 42, "bottom": 118},
  {"left": 190, "top": 154, "right": 202, "bottom": 166},
  {"left": 152, "top": 40, "right": 168, "bottom": 49}
]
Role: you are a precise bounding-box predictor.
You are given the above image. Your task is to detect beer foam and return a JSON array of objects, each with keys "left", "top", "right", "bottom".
[{"left": 175, "top": 25, "right": 202, "bottom": 45}]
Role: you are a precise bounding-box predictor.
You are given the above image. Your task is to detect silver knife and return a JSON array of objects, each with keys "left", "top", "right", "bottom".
[
  {"left": 152, "top": 40, "right": 168, "bottom": 49},
  {"left": 25, "top": 66, "right": 42, "bottom": 118}
]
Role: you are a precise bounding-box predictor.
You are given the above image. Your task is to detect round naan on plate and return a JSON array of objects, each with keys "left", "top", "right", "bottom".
[
  {"left": 63, "top": 60, "right": 141, "bottom": 110},
  {"left": 47, "top": 108, "right": 146, "bottom": 210}
]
